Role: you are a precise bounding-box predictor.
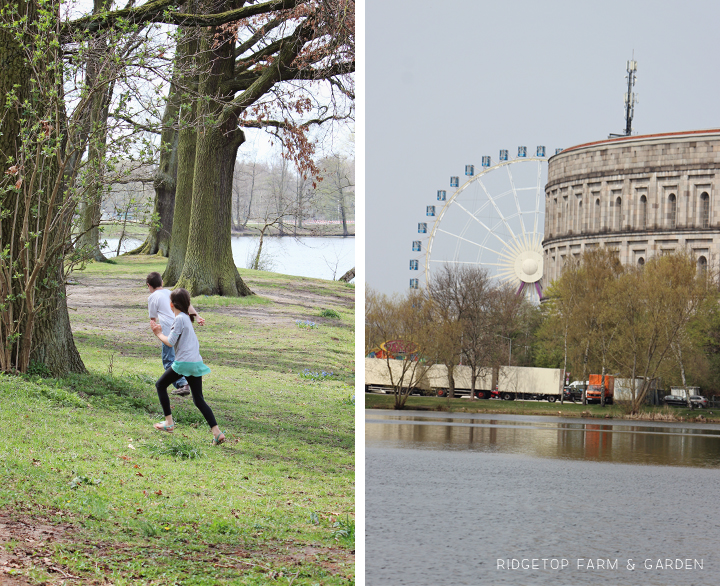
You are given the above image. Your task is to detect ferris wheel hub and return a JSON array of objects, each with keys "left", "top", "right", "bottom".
[
  {"left": 514, "top": 249, "right": 543, "bottom": 284},
  {"left": 522, "top": 258, "right": 538, "bottom": 275}
]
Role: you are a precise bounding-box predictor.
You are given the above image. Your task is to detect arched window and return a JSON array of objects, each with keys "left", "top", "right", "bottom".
[
  {"left": 698, "top": 256, "right": 708, "bottom": 273},
  {"left": 668, "top": 194, "right": 677, "bottom": 228},
  {"left": 577, "top": 199, "right": 583, "bottom": 233},
  {"left": 640, "top": 195, "right": 647, "bottom": 229},
  {"left": 565, "top": 201, "right": 569, "bottom": 233},
  {"left": 701, "top": 192, "right": 710, "bottom": 228},
  {"left": 638, "top": 257, "right": 645, "bottom": 267},
  {"left": 595, "top": 198, "right": 600, "bottom": 231},
  {"left": 615, "top": 197, "right": 622, "bottom": 230}
]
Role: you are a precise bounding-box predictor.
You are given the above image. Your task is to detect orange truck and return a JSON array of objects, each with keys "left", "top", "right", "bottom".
[{"left": 586, "top": 374, "right": 615, "bottom": 404}]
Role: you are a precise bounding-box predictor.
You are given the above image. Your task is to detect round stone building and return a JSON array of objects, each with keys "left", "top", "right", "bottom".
[{"left": 542, "top": 129, "right": 720, "bottom": 283}]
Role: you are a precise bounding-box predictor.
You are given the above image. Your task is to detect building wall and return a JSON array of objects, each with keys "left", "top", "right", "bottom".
[{"left": 542, "top": 129, "right": 720, "bottom": 283}]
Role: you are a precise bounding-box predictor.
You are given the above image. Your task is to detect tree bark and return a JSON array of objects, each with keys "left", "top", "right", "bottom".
[
  {"left": 173, "top": 11, "right": 252, "bottom": 296},
  {"left": 162, "top": 22, "right": 198, "bottom": 285},
  {"left": 176, "top": 121, "right": 252, "bottom": 295},
  {"left": 339, "top": 267, "right": 354, "bottom": 282},
  {"left": 0, "top": 0, "right": 85, "bottom": 375}
]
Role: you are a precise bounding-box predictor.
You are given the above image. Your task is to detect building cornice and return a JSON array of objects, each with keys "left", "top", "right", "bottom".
[
  {"left": 546, "top": 162, "right": 720, "bottom": 191},
  {"left": 549, "top": 128, "right": 720, "bottom": 163},
  {"left": 543, "top": 226, "right": 720, "bottom": 248}
]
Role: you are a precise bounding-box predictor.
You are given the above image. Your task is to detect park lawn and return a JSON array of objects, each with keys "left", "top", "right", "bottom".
[
  {"left": 0, "top": 256, "right": 354, "bottom": 585},
  {"left": 364, "top": 393, "right": 720, "bottom": 423}
]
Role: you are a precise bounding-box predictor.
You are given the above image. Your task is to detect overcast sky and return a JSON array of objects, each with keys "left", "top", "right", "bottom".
[{"left": 366, "top": 0, "right": 720, "bottom": 294}]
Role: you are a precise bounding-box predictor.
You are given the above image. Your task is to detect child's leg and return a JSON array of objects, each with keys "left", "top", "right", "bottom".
[
  {"left": 156, "top": 367, "right": 183, "bottom": 418},
  {"left": 186, "top": 376, "right": 218, "bottom": 428},
  {"left": 161, "top": 344, "right": 188, "bottom": 389}
]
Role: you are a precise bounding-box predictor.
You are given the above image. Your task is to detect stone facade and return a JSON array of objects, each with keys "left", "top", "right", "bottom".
[{"left": 542, "top": 129, "right": 720, "bottom": 283}]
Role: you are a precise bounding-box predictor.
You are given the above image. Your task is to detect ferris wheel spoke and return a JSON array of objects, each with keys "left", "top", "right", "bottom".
[
  {"left": 424, "top": 157, "right": 547, "bottom": 299},
  {"left": 437, "top": 227, "right": 505, "bottom": 257},
  {"left": 506, "top": 164, "right": 528, "bottom": 245},
  {"left": 476, "top": 177, "right": 517, "bottom": 242},
  {"left": 428, "top": 258, "right": 505, "bottom": 267},
  {"left": 533, "top": 160, "right": 543, "bottom": 248},
  {"left": 447, "top": 200, "right": 511, "bottom": 250}
]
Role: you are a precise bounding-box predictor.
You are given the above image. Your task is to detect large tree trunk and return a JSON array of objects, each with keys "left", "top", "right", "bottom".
[
  {"left": 162, "top": 26, "right": 198, "bottom": 286},
  {"left": 176, "top": 122, "right": 252, "bottom": 295},
  {"left": 173, "top": 15, "right": 252, "bottom": 296},
  {"left": 162, "top": 118, "right": 196, "bottom": 285},
  {"left": 30, "top": 270, "right": 85, "bottom": 375},
  {"left": 0, "top": 0, "right": 85, "bottom": 376}
]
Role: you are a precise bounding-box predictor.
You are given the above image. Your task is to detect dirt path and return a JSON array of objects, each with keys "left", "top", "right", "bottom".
[{"left": 67, "top": 271, "right": 354, "bottom": 334}]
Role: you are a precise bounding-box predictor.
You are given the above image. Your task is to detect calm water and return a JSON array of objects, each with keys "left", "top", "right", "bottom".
[
  {"left": 102, "top": 236, "right": 354, "bottom": 281},
  {"left": 366, "top": 410, "right": 720, "bottom": 585}
]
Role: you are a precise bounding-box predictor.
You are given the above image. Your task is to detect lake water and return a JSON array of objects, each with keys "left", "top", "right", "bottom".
[
  {"left": 366, "top": 410, "right": 720, "bottom": 585},
  {"left": 102, "top": 236, "right": 354, "bottom": 281}
]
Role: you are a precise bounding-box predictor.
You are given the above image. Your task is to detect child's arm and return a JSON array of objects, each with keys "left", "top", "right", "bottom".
[
  {"left": 150, "top": 321, "right": 173, "bottom": 347},
  {"left": 188, "top": 303, "right": 205, "bottom": 326}
]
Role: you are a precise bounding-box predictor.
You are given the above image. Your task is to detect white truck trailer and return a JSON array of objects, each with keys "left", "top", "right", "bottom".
[
  {"left": 365, "top": 359, "right": 561, "bottom": 401},
  {"left": 364, "top": 357, "right": 430, "bottom": 394},
  {"left": 429, "top": 364, "right": 493, "bottom": 398},
  {"left": 497, "top": 366, "right": 563, "bottom": 402}
]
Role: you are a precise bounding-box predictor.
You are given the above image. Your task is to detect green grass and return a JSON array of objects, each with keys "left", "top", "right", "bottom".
[
  {"left": 99, "top": 222, "right": 149, "bottom": 240},
  {"left": 0, "top": 256, "right": 354, "bottom": 585},
  {"left": 365, "top": 393, "right": 720, "bottom": 422},
  {"left": 193, "top": 294, "right": 272, "bottom": 308}
]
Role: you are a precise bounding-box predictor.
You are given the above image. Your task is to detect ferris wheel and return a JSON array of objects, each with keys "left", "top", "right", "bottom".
[{"left": 410, "top": 146, "right": 555, "bottom": 300}]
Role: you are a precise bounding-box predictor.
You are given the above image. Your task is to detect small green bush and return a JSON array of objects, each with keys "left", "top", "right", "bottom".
[{"left": 318, "top": 308, "right": 341, "bottom": 319}]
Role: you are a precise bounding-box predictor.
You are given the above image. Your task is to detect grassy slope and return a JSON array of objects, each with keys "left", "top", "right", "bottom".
[
  {"left": 0, "top": 256, "right": 354, "bottom": 585},
  {"left": 365, "top": 393, "right": 720, "bottom": 423}
]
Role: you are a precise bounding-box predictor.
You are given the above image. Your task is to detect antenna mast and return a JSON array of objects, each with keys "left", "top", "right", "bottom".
[{"left": 609, "top": 55, "right": 637, "bottom": 138}]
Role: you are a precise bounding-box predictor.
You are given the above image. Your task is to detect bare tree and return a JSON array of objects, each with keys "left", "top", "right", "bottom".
[{"left": 366, "top": 287, "right": 433, "bottom": 409}]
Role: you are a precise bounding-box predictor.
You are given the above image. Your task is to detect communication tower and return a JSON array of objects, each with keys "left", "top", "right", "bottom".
[{"left": 609, "top": 56, "right": 638, "bottom": 138}]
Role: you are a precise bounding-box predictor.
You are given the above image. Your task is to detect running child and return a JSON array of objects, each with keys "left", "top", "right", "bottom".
[
  {"left": 150, "top": 288, "right": 225, "bottom": 445},
  {"left": 146, "top": 272, "right": 205, "bottom": 396}
]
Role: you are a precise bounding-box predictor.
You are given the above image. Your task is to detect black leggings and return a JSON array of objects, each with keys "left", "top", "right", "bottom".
[{"left": 156, "top": 367, "right": 217, "bottom": 429}]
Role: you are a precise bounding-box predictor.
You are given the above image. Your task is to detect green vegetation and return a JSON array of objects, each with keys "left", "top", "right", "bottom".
[
  {"left": 0, "top": 256, "right": 354, "bottom": 585},
  {"left": 99, "top": 222, "right": 150, "bottom": 240},
  {"left": 365, "top": 393, "right": 720, "bottom": 422}
]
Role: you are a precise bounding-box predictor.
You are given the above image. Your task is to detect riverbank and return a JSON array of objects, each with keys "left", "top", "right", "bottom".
[
  {"left": 365, "top": 393, "right": 720, "bottom": 423},
  {"left": 99, "top": 222, "right": 355, "bottom": 240},
  {"left": 0, "top": 256, "right": 354, "bottom": 585}
]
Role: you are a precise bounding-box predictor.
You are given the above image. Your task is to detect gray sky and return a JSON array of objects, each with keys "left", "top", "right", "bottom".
[{"left": 366, "top": 0, "right": 720, "bottom": 293}]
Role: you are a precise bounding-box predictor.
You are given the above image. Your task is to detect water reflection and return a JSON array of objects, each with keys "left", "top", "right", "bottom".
[{"left": 365, "top": 410, "right": 720, "bottom": 467}]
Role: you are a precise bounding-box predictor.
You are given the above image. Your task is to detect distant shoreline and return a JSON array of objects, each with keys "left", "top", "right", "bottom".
[{"left": 100, "top": 223, "right": 355, "bottom": 240}]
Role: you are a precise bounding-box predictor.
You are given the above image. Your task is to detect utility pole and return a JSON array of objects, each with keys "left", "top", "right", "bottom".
[{"left": 609, "top": 55, "right": 638, "bottom": 138}]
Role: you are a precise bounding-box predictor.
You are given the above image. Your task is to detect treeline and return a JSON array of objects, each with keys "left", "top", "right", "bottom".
[
  {"left": 367, "top": 250, "right": 720, "bottom": 411},
  {"left": 538, "top": 249, "right": 719, "bottom": 412},
  {"left": 366, "top": 265, "right": 539, "bottom": 408},
  {"left": 100, "top": 153, "right": 356, "bottom": 236},
  {"left": 231, "top": 154, "right": 355, "bottom": 235}
]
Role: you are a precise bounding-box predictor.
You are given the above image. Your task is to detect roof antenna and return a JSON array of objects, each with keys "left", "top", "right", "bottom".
[{"left": 609, "top": 53, "right": 637, "bottom": 138}]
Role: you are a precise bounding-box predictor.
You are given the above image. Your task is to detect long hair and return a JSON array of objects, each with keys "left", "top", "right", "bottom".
[{"left": 170, "top": 288, "right": 194, "bottom": 322}]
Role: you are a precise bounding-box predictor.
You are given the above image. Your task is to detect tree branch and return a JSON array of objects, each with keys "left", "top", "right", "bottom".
[
  {"left": 64, "top": 0, "right": 301, "bottom": 35},
  {"left": 223, "top": 60, "right": 355, "bottom": 94}
]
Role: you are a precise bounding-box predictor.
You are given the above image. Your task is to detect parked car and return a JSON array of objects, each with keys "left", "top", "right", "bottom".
[
  {"left": 663, "top": 394, "right": 708, "bottom": 408},
  {"left": 563, "top": 385, "right": 585, "bottom": 402}
]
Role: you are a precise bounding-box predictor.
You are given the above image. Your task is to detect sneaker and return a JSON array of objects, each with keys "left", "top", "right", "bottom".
[{"left": 171, "top": 384, "right": 191, "bottom": 397}]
